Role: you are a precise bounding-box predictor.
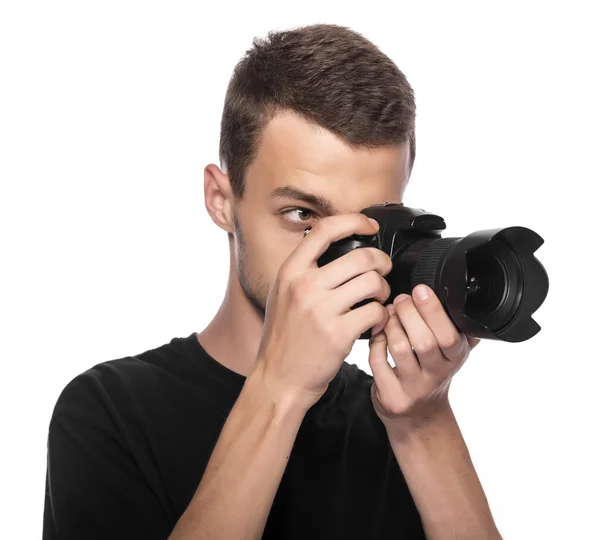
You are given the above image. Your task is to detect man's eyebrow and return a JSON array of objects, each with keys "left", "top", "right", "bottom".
[{"left": 269, "top": 186, "right": 338, "bottom": 216}]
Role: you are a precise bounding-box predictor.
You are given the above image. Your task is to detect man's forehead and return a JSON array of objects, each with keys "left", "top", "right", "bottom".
[
  {"left": 252, "top": 110, "right": 411, "bottom": 188},
  {"left": 257, "top": 111, "right": 350, "bottom": 173}
]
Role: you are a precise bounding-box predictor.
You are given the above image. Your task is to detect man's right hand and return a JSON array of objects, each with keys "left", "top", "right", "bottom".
[{"left": 254, "top": 213, "right": 393, "bottom": 409}]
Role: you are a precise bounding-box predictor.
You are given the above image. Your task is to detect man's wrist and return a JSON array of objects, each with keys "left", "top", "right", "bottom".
[
  {"left": 246, "top": 363, "right": 317, "bottom": 418},
  {"left": 384, "top": 399, "right": 457, "bottom": 448}
]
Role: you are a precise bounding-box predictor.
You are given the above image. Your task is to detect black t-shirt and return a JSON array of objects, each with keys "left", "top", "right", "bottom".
[{"left": 43, "top": 332, "right": 425, "bottom": 539}]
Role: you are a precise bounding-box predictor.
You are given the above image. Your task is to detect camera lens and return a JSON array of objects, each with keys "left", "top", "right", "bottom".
[
  {"left": 465, "top": 254, "right": 507, "bottom": 316},
  {"left": 390, "top": 229, "right": 544, "bottom": 342},
  {"left": 464, "top": 238, "right": 522, "bottom": 331}
]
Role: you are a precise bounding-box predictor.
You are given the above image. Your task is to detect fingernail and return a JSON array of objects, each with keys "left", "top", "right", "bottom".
[
  {"left": 394, "top": 294, "right": 409, "bottom": 304},
  {"left": 368, "top": 218, "right": 379, "bottom": 228},
  {"left": 414, "top": 285, "right": 429, "bottom": 301}
]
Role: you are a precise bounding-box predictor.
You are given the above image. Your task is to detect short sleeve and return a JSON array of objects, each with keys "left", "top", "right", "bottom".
[{"left": 43, "top": 414, "right": 173, "bottom": 540}]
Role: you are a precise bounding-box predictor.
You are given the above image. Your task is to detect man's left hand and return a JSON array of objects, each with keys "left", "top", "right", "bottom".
[{"left": 368, "top": 284, "right": 481, "bottom": 431}]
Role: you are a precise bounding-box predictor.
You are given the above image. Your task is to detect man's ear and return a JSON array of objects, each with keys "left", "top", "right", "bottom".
[{"left": 204, "top": 163, "right": 235, "bottom": 233}]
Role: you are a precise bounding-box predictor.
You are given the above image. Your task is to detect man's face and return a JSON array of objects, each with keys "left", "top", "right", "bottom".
[{"left": 232, "top": 109, "right": 411, "bottom": 318}]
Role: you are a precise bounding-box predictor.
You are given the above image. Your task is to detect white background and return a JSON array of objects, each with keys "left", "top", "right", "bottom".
[{"left": 1, "top": 1, "right": 598, "bottom": 538}]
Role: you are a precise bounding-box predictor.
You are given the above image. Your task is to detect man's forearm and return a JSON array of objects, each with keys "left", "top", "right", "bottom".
[
  {"left": 386, "top": 404, "right": 503, "bottom": 540},
  {"left": 168, "top": 366, "right": 309, "bottom": 540}
]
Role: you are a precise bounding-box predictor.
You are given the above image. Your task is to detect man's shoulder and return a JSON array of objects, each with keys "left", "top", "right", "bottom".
[{"left": 50, "top": 335, "right": 190, "bottom": 424}]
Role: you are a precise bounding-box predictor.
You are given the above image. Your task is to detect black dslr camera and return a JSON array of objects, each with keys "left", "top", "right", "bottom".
[{"left": 317, "top": 203, "right": 549, "bottom": 343}]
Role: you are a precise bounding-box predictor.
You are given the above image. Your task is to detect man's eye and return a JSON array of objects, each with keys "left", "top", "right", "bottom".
[{"left": 281, "top": 207, "right": 316, "bottom": 225}]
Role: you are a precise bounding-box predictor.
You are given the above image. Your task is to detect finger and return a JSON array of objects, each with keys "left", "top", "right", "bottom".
[
  {"left": 284, "top": 213, "right": 380, "bottom": 275},
  {"left": 317, "top": 246, "right": 392, "bottom": 290},
  {"left": 382, "top": 303, "right": 422, "bottom": 382},
  {"left": 410, "top": 284, "right": 469, "bottom": 362},
  {"left": 371, "top": 305, "right": 391, "bottom": 336},
  {"left": 368, "top": 326, "right": 401, "bottom": 403},
  {"left": 330, "top": 270, "right": 391, "bottom": 314},
  {"left": 391, "top": 293, "right": 443, "bottom": 373},
  {"left": 343, "top": 300, "right": 389, "bottom": 341}
]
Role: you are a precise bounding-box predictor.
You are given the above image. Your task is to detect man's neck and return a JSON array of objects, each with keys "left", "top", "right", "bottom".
[{"left": 196, "top": 268, "right": 265, "bottom": 379}]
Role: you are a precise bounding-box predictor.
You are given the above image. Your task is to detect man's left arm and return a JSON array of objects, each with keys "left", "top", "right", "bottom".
[{"left": 368, "top": 284, "right": 503, "bottom": 540}]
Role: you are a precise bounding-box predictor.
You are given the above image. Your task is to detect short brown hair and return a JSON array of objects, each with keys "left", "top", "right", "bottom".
[{"left": 219, "top": 23, "right": 416, "bottom": 200}]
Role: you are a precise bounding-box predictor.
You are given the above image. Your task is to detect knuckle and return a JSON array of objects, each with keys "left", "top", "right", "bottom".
[
  {"left": 389, "top": 340, "right": 413, "bottom": 357},
  {"left": 366, "top": 247, "right": 379, "bottom": 265},
  {"left": 386, "top": 401, "right": 406, "bottom": 416},
  {"left": 365, "top": 269, "right": 381, "bottom": 289},
  {"left": 414, "top": 337, "right": 437, "bottom": 354},
  {"left": 380, "top": 252, "right": 393, "bottom": 275},
  {"left": 440, "top": 333, "right": 462, "bottom": 350},
  {"left": 368, "top": 247, "right": 382, "bottom": 264},
  {"left": 361, "top": 300, "right": 386, "bottom": 327},
  {"left": 289, "top": 275, "right": 310, "bottom": 303},
  {"left": 278, "top": 262, "right": 294, "bottom": 284},
  {"left": 278, "top": 271, "right": 291, "bottom": 288},
  {"left": 381, "top": 278, "right": 391, "bottom": 299},
  {"left": 277, "top": 262, "right": 289, "bottom": 279},
  {"left": 368, "top": 298, "right": 386, "bottom": 317}
]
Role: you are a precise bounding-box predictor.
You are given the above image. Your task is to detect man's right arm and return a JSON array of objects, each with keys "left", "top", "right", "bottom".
[{"left": 168, "top": 364, "right": 312, "bottom": 540}]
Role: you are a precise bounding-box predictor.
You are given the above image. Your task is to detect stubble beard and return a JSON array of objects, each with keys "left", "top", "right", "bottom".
[{"left": 233, "top": 213, "right": 269, "bottom": 320}]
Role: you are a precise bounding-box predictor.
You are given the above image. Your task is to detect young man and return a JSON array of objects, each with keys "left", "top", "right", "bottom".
[{"left": 43, "top": 23, "right": 502, "bottom": 540}]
